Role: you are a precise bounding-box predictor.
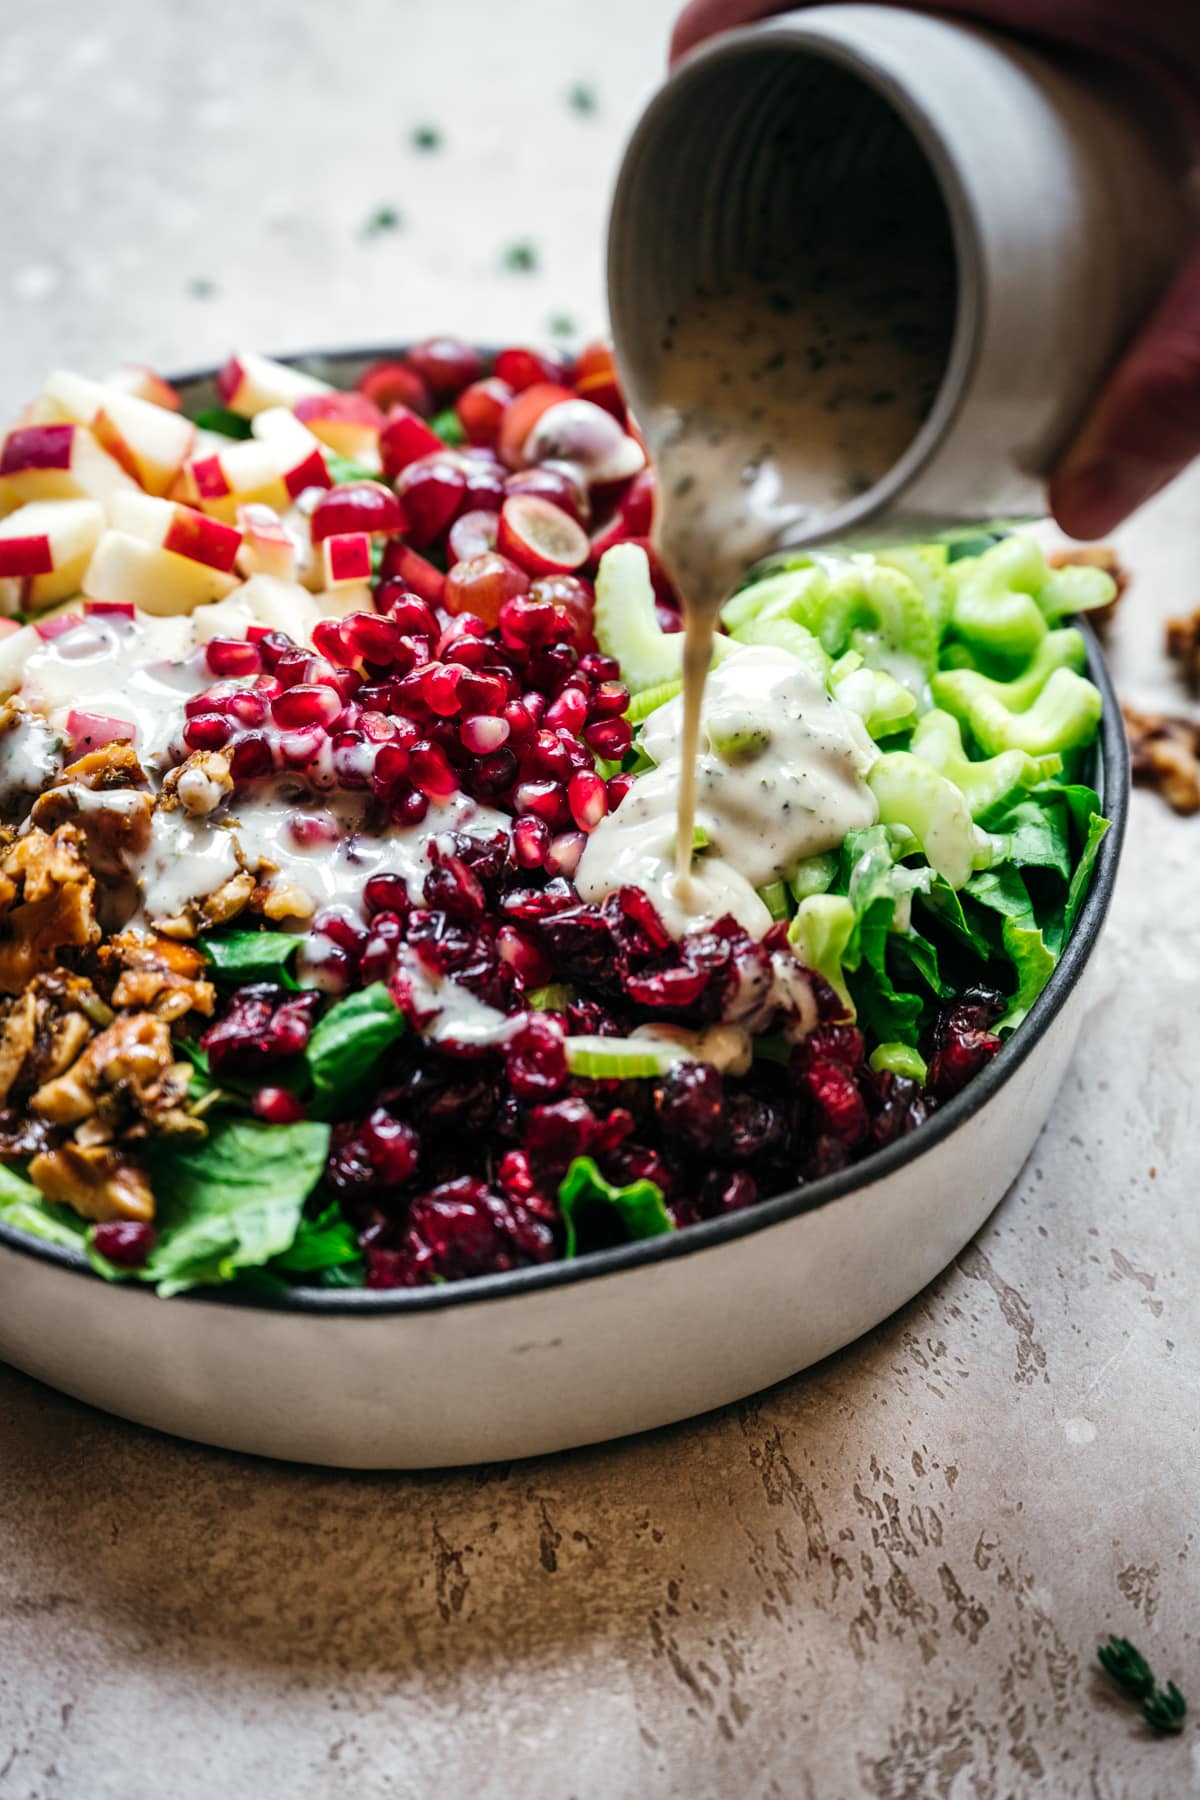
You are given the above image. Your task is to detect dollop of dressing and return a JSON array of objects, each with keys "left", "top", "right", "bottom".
[{"left": 577, "top": 644, "right": 878, "bottom": 937}]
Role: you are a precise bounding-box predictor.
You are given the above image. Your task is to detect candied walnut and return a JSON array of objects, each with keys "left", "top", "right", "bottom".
[
  {"left": 28, "top": 1144, "right": 154, "bottom": 1224},
  {"left": 30, "top": 783, "right": 153, "bottom": 880},
  {"left": 0, "top": 973, "right": 100, "bottom": 1102},
  {"left": 31, "top": 1012, "right": 174, "bottom": 1126},
  {"left": 257, "top": 878, "right": 315, "bottom": 924},
  {"left": 1047, "top": 544, "right": 1129, "bottom": 635},
  {"left": 153, "top": 866, "right": 257, "bottom": 941},
  {"left": 1123, "top": 704, "right": 1200, "bottom": 815},
  {"left": 0, "top": 826, "right": 98, "bottom": 995},
  {"left": 58, "top": 740, "right": 146, "bottom": 791},
  {"left": 1165, "top": 607, "right": 1200, "bottom": 696},
  {"left": 100, "top": 929, "right": 215, "bottom": 1022},
  {"left": 159, "top": 748, "right": 233, "bottom": 817}
]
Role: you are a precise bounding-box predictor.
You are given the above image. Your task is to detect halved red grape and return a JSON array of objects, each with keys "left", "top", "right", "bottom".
[
  {"left": 447, "top": 508, "right": 499, "bottom": 563},
  {"left": 380, "top": 407, "right": 445, "bottom": 482},
  {"left": 443, "top": 552, "right": 530, "bottom": 627},
  {"left": 494, "top": 347, "right": 570, "bottom": 393},
  {"left": 393, "top": 454, "right": 467, "bottom": 546},
  {"left": 405, "top": 338, "right": 484, "bottom": 399},
  {"left": 456, "top": 378, "right": 514, "bottom": 448},
  {"left": 497, "top": 494, "right": 589, "bottom": 577},
  {"left": 310, "top": 480, "right": 405, "bottom": 543},
  {"left": 497, "top": 382, "right": 575, "bottom": 469},
  {"left": 357, "top": 360, "right": 433, "bottom": 416},
  {"left": 504, "top": 465, "right": 588, "bottom": 526}
]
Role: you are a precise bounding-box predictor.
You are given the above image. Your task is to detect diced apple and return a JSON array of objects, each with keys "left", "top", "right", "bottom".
[
  {"left": 235, "top": 504, "right": 298, "bottom": 582},
  {"left": 0, "top": 621, "right": 39, "bottom": 695},
  {"left": 215, "top": 352, "right": 333, "bottom": 419},
  {"left": 83, "top": 529, "right": 240, "bottom": 615},
  {"left": 41, "top": 370, "right": 195, "bottom": 496},
  {"left": 175, "top": 438, "right": 290, "bottom": 521},
  {"left": 321, "top": 532, "right": 373, "bottom": 588},
  {"left": 252, "top": 408, "right": 333, "bottom": 500},
  {"left": 0, "top": 498, "right": 105, "bottom": 611},
  {"left": 192, "top": 573, "right": 324, "bottom": 645},
  {"left": 0, "top": 423, "right": 138, "bottom": 513},
  {"left": 294, "top": 393, "right": 383, "bottom": 469},
  {"left": 102, "top": 365, "right": 183, "bottom": 411},
  {"left": 109, "top": 491, "right": 242, "bottom": 573}
]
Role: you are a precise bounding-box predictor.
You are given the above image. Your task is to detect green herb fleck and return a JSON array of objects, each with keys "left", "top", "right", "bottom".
[
  {"left": 1097, "top": 1636, "right": 1187, "bottom": 1735},
  {"left": 548, "top": 313, "right": 578, "bottom": 340},
  {"left": 411, "top": 123, "right": 442, "bottom": 151},
  {"left": 501, "top": 240, "right": 539, "bottom": 274},
  {"left": 188, "top": 278, "right": 216, "bottom": 300},
  {"left": 567, "top": 82, "right": 597, "bottom": 114},
  {"left": 363, "top": 204, "right": 403, "bottom": 238}
]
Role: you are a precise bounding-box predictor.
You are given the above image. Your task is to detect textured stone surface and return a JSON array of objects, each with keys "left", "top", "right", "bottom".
[{"left": 0, "top": 3, "right": 1197, "bottom": 1797}]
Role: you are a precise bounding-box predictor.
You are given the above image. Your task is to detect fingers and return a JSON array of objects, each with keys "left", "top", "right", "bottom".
[
  {"left": 669, "top": 0, "right": 791, "bottom": 64},
  {"left": 1050, "top": 239, "right": 1200, "bottom": 537}
]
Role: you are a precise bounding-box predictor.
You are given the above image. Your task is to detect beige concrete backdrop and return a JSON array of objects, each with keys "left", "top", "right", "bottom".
[{"left": 0, "top": 3, "right": 1197, "bottom": 1796}]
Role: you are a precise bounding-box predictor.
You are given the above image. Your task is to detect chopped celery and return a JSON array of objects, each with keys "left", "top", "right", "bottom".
[
  {"left": 756, "top": 880, "right": 792, "bottom": 922},
  {"left": 731, "top": 616, "right": 831, "bottom": 684},
  {"left": 788, "top": 895, "right": 856, "bottom": 1013},
  {"left": 934, "top": 662, "right": 1102, "bottom": 758},
  {"left": 835, "top": 666, "right": 918, "bottom": 738},
  {"left": 869, "top": 1041, "right": 928, "bottom": 1083},
  {"left": 910, "top": 709, "right": 1062, "bottom": 818},
  {"left": 564, "top": 1035, "right": 677, "bottom": 1079},
  {"left": 877, "top": 545, "right": 954, "bottom": 636},
  {"left": 788, "top": 852, "right": 838, "bottom": 902},
  {"left": 950, "top": 537, "right": 1051, "bottom": 662},
  {"left": 868, "top": 753, "right": 991, "bottom": 889},
  {"left": 594, "top": 544, "right": 732, "bottom": 693},
  {"left": 526, "top": 984, "right": 575, "bottom": 1012},
  {"left": 626, "top": 678, "right": 682, "bottom": 723},
  {"left": 1036, "top": 560, "right": 1118, "bottom": 622}
]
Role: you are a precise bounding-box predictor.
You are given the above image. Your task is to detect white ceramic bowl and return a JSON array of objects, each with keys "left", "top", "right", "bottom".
[{"left": 0, "top": 352, "right": 1129, "bottom": 1468}]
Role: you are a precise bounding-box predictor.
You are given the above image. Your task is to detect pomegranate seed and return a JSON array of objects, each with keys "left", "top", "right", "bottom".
[
  {"left": 512, "top": 814, "right": 551, "bottom": 868},
  {"left": 310, "top": 480, "right": 404, "bottom": 543},
  {"left": 544, "top": 686, "right": 588, "bottom": 734},
  {"left": 92, "top": 1220, "right": 157, "bottom": 1268},
  {"left": 607, "top": 773, "right": 634, "bottom": 809},
  {"left": 394, "top": 453, "right": 467, "bottom": 547},
  {"left": 567, "top": 769, "right": 609, "bottom": 831},
  {"left": 580, "top": 652, "right": 619, "bottom": 682},
  {"left": 588, "top": 681, "right": 629, "bottom": 720},
  {"left": 311, "top": 618, "right": 356, "bottom": 667},
  {"left": 420, "top": 663, "right": 464, "bottom": 717},
  {"left": 371, "top": 741, "right": 412, "bottom": 794},
  {"left": 405, "top": 337, "right": 484, "bottom": 399},
  {"left": 505, "top": 465, "right": 588, "bottom": 526},
  {"left": 498, "top": 595, "right": 569, "bottom": 651},
  {"left": 447, "top": 508, "right": 500, "bottom": 563},
  {"left": 227, "top": 689, "right": 271, "bottom": 728},
  {"left": 184, "top": 712, "right": 232, "bottom": 751},
  {"left": 424, "top": 850, "right": 486, "bottom": 923},
  {"left": 272, "top": 684, "right": 343, "bottom": 729},
  {"left": 230, "top": 733, "right": 273, "bottom": 779},
  {"left": 523, "top": 691, "right": 547, "bottom": 726},
  {"left": 497, "top": 494, "right": 589, "bottom": 577},
  {"left": 515, "top": 779, "right": 570, "bottom": 829},
  {"left": 545, "top": 830, "right": 586, "bottom": 877},
  {"left": 460, "top": 714, "right": 510, "bottom": 754},
  {"left": 204, "top": 636, "right": 261, "bottom": 679},
  {"left": 379, "top": 406, "right": 444, "bottom": 481},
  {"left": 584, "top": 717, "right": 632, "bottom": 759},
  {"left": 443, "top": 636, "right": 491, "bottom": 671},
  {"left": 342, "top": 612, "right": 408, "bottom": 667},
  {"left": 409, "top": 740, "right": 459, "bottom": 800},
  {"left": 396, "top": 786, "right": 429, "bottom": 825},
  {"left": 375, "top": 585, "right": 438, "bottom": 641},
  {"left": 378, "top": 541, "right": 446, "bottom": 606},
  {"left": 360, "top": 911, "right": 406, "bottom": 982},
  {"left": 252, "top": 1086, "right": 307, "bottom": 1124},
  {"left": 502, "top": 700, "right": 536, "bottom": 745},
  {"left": 277, "top": 727, "right": 327, "bottom": 768},
  {"left": 328, "top": 730, "right": 372, "bottom": 787},
  {"left": 297, "top": 939, "right": 355, "bottom": 995},
  {"left": 457, "top": 377, "right": 514, "bottom": 447},
  {"left": 357, "top": 359, "right": 433, "bottom": 416},
  {"left": 443, "top": 552, "right": 530, "bottom": 628},
  {"left": 364, "top": 873, "right": 410, "bottom": 916},
  {"left": 456, "top": 669, "right": 508, "bottom": 716},
  {"left": 469, "top": 747, "right": 518, "bottom": 797},
  {"left": 529, "top": 573, "right": 596, "bottom": 650}
]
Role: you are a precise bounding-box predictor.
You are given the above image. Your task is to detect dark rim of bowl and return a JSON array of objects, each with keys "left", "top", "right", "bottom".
[{"left": 0, "top": 347, "right": 1130, "bottom": 1313}]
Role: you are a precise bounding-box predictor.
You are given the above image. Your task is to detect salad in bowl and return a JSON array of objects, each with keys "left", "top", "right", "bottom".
[{"left": 0, "top": 341, "right": 1115, "bottom": 1300}]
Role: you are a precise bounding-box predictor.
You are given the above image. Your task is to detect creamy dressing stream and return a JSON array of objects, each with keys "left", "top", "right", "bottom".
[{"left": 641, "top": 251, "right": 953, "bottom": 903}]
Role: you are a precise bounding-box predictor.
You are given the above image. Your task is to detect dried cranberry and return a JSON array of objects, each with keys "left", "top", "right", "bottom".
[
  {"left": 91, "top": 1220, "right": 157, "bottom": 1268},
  {"left": 200, "top": 984, "right": 321, "bottom": 1077},
  {"left": 525, "top": 1096, "right": 597, "bottom": 1169},
  {"left": 802, "top": 1062, "right": 870, "bottom": 1148},
  {"left": 653, "top": 1062, "right": 724, "bottom": 1151},
  {"left": 505, "top": 1014, "right": 567, "bottom": 1101}
]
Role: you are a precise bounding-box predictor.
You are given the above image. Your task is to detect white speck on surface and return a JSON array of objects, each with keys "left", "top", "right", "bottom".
[
  {"left": 1063, "top": 1415, "right": 1097, "bottom": 1445},
  {"left": 12, "top": 264, "right": 58, "bottom": 301}
]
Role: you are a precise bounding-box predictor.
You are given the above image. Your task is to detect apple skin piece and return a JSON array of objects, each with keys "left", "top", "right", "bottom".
[
  {"left": 236, "top": 504, "right": 298, "bottom": 582},
  {"left": 0, "top": 423, "right": 138, "bottom": 513},
  {"left": 175, "top": 438, "right": 291, "bottom": 521},
  {"left": 102, "top": 365, "right": 183, "bottom": 411},
  {"left": 321, "top": 532, "right": 373, "bottom": 588},
  {"left": 41, "top": 370, "right": 195, "bottom": 496},
  {"left": 216, "top": 351, "right": 333, "bottom": 418},
  {"left": 294, "top": 393, "right": 383, "bottom": 469},
  {"left": 251, "top": 408, "right": 334, "bottom": 500},
  {"left": 82, "top": 528, "right": 240, "bottom": 615},
  {"left": 108, "top": 491, "right": 242, "bottom": 574},
  {"left": 0, "top": 498, "right": 105, "bottom": 611}
]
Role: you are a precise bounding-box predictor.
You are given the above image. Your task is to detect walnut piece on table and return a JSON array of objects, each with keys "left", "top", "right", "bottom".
[
  {"left": 1123, "top": 704, "right": 1200, "bottom": 815},
  {"left": 1047, "top": 544, "right": 1129, "bottom": 635},
  {"left": 1165, "top": 607, "right": 1200, "bottom": 696}
]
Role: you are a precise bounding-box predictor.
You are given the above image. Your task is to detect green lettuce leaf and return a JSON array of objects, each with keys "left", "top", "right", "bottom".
[
  {"left": 558, "top": 1155, "right": 673, "bottom": 1259},
  {"left": 202, "top": 930, "right": 305, "bottom": 984},
  {"left": 0, "top": 1165, "right": 88, "bottom": 1252},
  {"left": 305, "top": 983, "right": 406, "bottom": 1112},
  {"left": 139, "top": 1119, "right": 331, "bottom": 1296},
  {"left": 268, "top": 1202, "right": 361, "bottom": 1275},
  {"left": 192, "top": 406, "right": 253, "bottom": 440},
  {"left": 998, "top": 919, "right": 1057, "bottom": 1032},
  {"left": 1062, "top": 812, "right": 1109, "bottom": 942}
]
